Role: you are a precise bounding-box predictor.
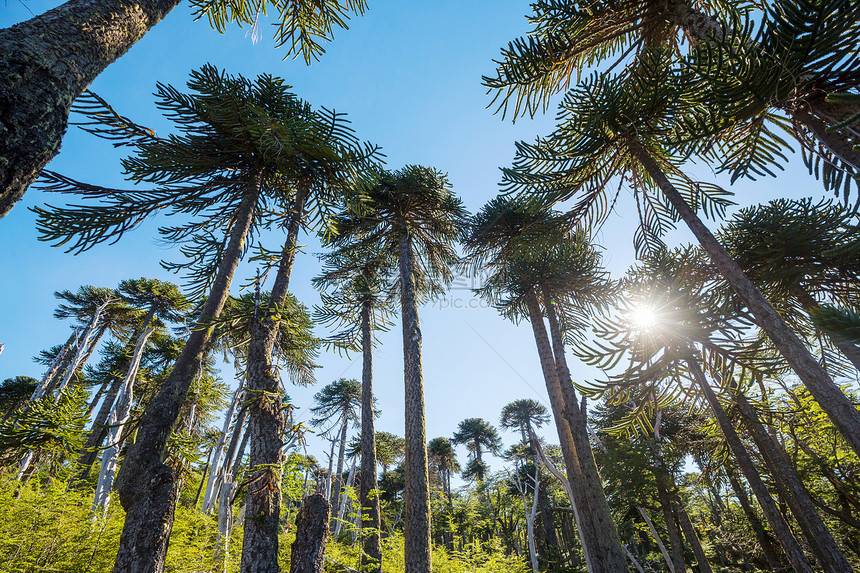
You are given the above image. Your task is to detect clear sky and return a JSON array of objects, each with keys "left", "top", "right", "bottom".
[{"left": 0, "top": 0, "right": 827, "bottom": 480}]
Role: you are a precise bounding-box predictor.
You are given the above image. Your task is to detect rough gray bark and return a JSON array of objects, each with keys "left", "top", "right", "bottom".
[
  {"left": 724, "top": 463, "right": 786, "bottom": 572},
  {"left": 0, "top": 0, "right": 182, "bottom": 218},
  {"left": 734, "top": 391, "right": 852, "bottom": 571},
  {"left": 399, "top": 231, "right": 432, "bottom": 573},
  {"left": 112, "top": 178, "right": 262, "bottom": 573},
  {"left": 289, "top": 494, "right": 331, "bottom": 573},
  {"left": 630, "top": 140, "right": 860, "bottom": 459},
  {"left": 664, "top": 0, "right": 724, "bottom": 43},
  {"left": 523, "top": 292, "right": 594, "bottom": 573},
  {"left": 685, "top": 358, "right": 814, "bottom": 573},
  {"left": 240, "top": 185, "right": 307, "bottom": 573},
  {"left": 359, "top": 300, "right": 382, "bottom": 573},
  {"left": 203, "top": 376, "right": 245, "bottom": 513},
  {"left": 542, "top": 293, "right": 627, "bottom": 572}
]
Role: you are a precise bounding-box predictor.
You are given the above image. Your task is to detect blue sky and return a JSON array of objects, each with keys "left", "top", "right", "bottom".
[{"left": 0, "top": 1, "right": 828, "bottom": 479}]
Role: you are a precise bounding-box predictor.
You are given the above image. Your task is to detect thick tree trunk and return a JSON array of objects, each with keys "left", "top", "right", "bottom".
[
  {"left": 0, "top": 0, "right": 181, "bottom": 218},
  {"left": 630, "top": 140, "right": 860, "bottom": 459},
  {"left": 734, "top": 391, "right": 852, "bottom": 571},
  {"left": 240, "top": 185, "right": 307, "bottom": 573},
  {"left": 794, "top": 286, "right": 860, "bottom": 372},
  {"left": 112, "top": 176, "right": 261, "bottom": 573},
  {"left": 685, "top": 357, "right": 814, "bottom": 573},
  {"left": 724, "top": 463, "right": 786, "bottom": 571},
  {"left": 93, "top": 325, "right": 156, "bottom": 512},
  {"left": 542, "top": 292, "right": 628, "bottom": 572},
  {"left": 289, "top": 494, "right": 331, "bottom": 573},
  {"left": 523, "top": 292, "right": 595, "bottom": 573},
  {"left": 399, "top": 231, "right": 432, "bottom": 573},
  {"left": 664, "top": 0, "right": 724, "bottom": 43},
  {"left": 359, "top": 300, "right": 382, "bottom": 573}
]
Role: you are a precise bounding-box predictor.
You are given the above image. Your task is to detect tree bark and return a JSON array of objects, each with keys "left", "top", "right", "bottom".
[
  {"left": 27, "top": 330, "right": 77, "bottom": 405},
  {"left": 791, "top": 106, "right": 860, "bottom": 172},
  {"left": 203, "top": 376, "right": 245, "bottom": 513},
  {"left": 112, "top": 175, "right": 262, "bottom": 573},
  {"left": 523, "top": 292, "right": 595, "bottom": 573},
  {"left": 0, "top": 0, "right": 182, "bottom": 217},
  {"left": 653, "top": 471, "right": 687, "bottom": 573},
  {"left": 629, "top": 139, "right": 860, "bottom": 459},
  {"left": 240, "top": 185, "right": 308, "bottom": 573},
  {"left": 637, "top": 506, "right": 675, "bottom": 573},
  {"left": 685, "top": 357, "right": 814, "bottom": 573},
  {"left": 289, "top": 494, "right": 331, "bottom": 573},
  {"left": 359, "top": 300, "right": 382, "bottom": 573},
  {"left": 542, "top": 292, "right": 628, "bottom": 572},
  {"left": 331, "top": 413, "right": 349, "bottom": 513},
  {"left": 724, "top": 463, "right": 786, "bottom": 571},
  {"left": 664, "top": 0, "right": 724, "bottom": 43},
  {"left": 399, "top": 231, "right": 432, "bottom": 573},
  {"left": 734, "top": 390, "right": 852, "bottom": 571},
  {"left": 673, "top": 491, "right": 714, "bottom": 573}
]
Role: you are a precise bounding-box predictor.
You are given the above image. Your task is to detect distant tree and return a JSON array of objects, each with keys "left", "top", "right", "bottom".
[{"left": 452, "top": 418, "right": 501, "bottom": 483}]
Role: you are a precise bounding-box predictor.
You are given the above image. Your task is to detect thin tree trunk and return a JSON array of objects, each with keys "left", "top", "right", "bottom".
[
  {"left": 734, "top": 390, "right": 852, "bottom": 571},
  {"left": 673, "top": 492, "right": 714, "bottom": 573},
  {"left": 542, "top": 292, "right": 628, "bottom": 572},
  {"left": 724, "top": 462, "right": 786, "bottom": 571},
  {"left": 399, "top": 231, "right": 432, "bottom": 573},
  {"left": 54, "top": 299, "right": 111, "bottom": 397},
  {"left": 240, "top": 184, "right": 308, "bottom": 573},
  {"left": 333, "top": 457, "right": 357, "bottom": 537},
  {"left": 630, "top": 139, "right": 860, "bottom": 459},
  {"left": 523, "top": 292, "right": 595, "bottom": 573},
  {"left": 203, "top": 376, "right": 245, "bottom": 513},
  {"left": 653, "top": 467, "right": 688, "bottom": 573},
  {"left": 27, "top": 330, "right": 77, "bottom": 406},
  {"left": 685, "top": 357, "right": 814, "bottom": 573},
  {"left": 112, "top": 175, "right": 262, "bottom": 573},
  {"left": 0, "top": 0, "right": 182, "bottom": 217},
  {"left": 193, "top": 446, "right": 214, "bottom": 508},
  {"left": 359, "top": 300, "right": 382, "bottom": 572},
  {"left": 792, "top": 106, "right": 860, "bottom": 171},
  {"left": 331, "top": 414, "right": 349, "bottom": 513},
  {"left": 93, "top": 325, "right": 156, "bottom": 512},
  {"left": 637, "top": 506, "right": 675, "bottom": 573}
]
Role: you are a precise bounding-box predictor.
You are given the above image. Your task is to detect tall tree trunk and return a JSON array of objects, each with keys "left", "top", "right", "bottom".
[
  {"left": 54, "top": 299, "right": 111, "bottom": 397},
  {"left": 93, "top": 325, "right": 157, "bottom": 512},
  {"left": 523, "top": 292, "right": 595, "bottom": 573},
  {"left": 734, "top": 390, "right": 852, "bottom": 571},
  {"left": 794, "top": 285, "right": 860, "bottom": 371},
  {"left": 331, "top": 414, "right": 349, "bottom": 513},
  {"left": 240, "top": 185, "right": 307, "bottom": 573},
  {"left": 542, "top": 292, "right": 628, "bottom": 572},
  {"left": 399, "top": 231, "right": 432, "bottom": 573},
  {"left": 333, "top": 457, "right": 357, "bottom": 537},
  {"left": 672, "top": 491, "right": 714, "bottom": 573},
  {"left": 791, "top": 106, "right": 860, "bottom": 171},
  {"left": 203, "top": 375, "right": 245, "bottom": 513},
  {"left": 724, "top": 463, "right": 786, "bottom": 571},
  {"left": 0, "top": 0, "right": 181, "bottom": 217},
  {"left": 637, "top": 506, "right": 675, "bottom": 573},
  {"left": 27, "top": 330, "right": 77, "bottom": 405},
  {"left": 74, "top": 306, "right": 158, "bottom": 484},
  {"left": 359, "top": 300, "right": 382, "bottom": 573},
  {"left": 685, "top": 357, "right": 814, "bottom": 573},
  {"left": 112, "top": 175, "right": 262, "bottom": 573},
  {"left": 629, "top": 139, "right": 860, "bottom": 458}
]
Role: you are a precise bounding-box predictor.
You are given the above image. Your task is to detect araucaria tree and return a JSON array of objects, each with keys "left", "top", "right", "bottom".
[
  {"left": 33, "top": 65, "right": 375, "bottom": 573},
  {"left": 451, "top": 417, "right": 501, "bottom": 483},
  {"left": 328, "top": 166, "right": 468, "bottom": 573},
  {"left": 0, "top": 0, "right": 368, "bottom": 217}
]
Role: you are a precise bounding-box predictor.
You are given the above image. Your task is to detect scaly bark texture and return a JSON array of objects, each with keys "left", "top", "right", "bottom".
[
  {"left": 686, "top": 358, "right": 814, "bottom": 573},
  {"left": 359, "top": 301, "right": 382, "bottom": 573},
  {"left": 542, "top": 293, "right": 628, "bottom": 572},
  {"left": 112, "top": 181, "right": 261, "bottom": 573},
  {"left": 735, "top": 391, "right": 851, "bottom": 571},
  {"left": 399, "top": 232, "right": 432, "bottom": 573},
  {"left": 289, "top": 494, "right": 331, "bottom": 573},
  {"left": 629, "top": 139, "right": 860, "bottom": 459},
  {"left": 523, "top": 292, "right": 595, "bottom": 572},
  {"left": 240, "top": 187, "right": 307, "bottom": 573},
  {"left": 0, "top": 0, "right": 181, "bottom": 218}
]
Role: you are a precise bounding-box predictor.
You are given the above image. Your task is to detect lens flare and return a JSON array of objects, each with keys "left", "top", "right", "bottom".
[{"left": 630, "top": 304, "right": 658, "bottom": 330}]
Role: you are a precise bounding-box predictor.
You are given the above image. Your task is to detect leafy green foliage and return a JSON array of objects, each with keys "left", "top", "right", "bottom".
[{"left": 0, "top": 388, "right": 89, "bottom": 464}]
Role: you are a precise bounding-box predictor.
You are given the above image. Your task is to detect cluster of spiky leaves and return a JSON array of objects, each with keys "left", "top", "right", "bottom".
[
  {"left": 214, "top": 291, "right": 320, "bottom": 387},
  {"left": 189, "top": 0, "right": 368, "bottom": 64},
  {"left": 312, "top": 242, "right": 397, "bottom": 352},
  {"left": 574, "top": 247, "right": 783, "bottom": 437},
  {"left": 327, "top": 165, "right": 469, "bottom": 302},
  {"left": 309, "top": 377, "right": 362, "bottom": 436},
  {"left": 0, "top": 387, "right": 89, "bottom": 463},
  {"left": 499, "top": 399, "right": 550, "bottom": 435},
  {"left": 34, "top": 65, "right": 380, "bottom": 302}
]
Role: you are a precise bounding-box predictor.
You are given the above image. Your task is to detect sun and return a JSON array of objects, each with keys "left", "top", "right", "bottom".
[{"left": 630, "top": 304, "right": 658, "bottom": 331}]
